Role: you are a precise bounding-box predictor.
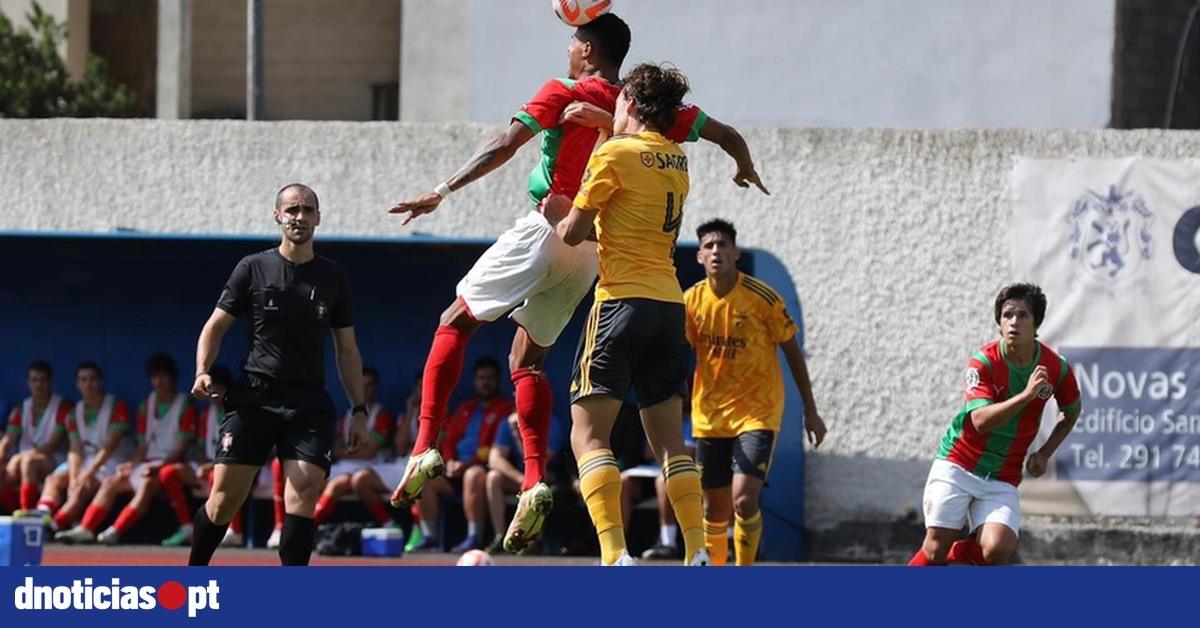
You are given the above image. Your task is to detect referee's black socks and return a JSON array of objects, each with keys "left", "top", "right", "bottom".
[
  {"left": 188, "top": 507, "right": 228, "bottom": 566},
  {"left": 279, "top": 513, "right": 315, "bottom": 566}
]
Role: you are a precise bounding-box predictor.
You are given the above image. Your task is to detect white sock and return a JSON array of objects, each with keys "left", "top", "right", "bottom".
[
  {"left": 420, "top": 519, "right": 436, "bottom": 538},
  {"left": 36, "top": 505, "right": 52, "bottom": 514},
  {"left": 467, "top": 522, "right": 480, "bottom": 538},
  {"left": 660, "top": 524, "right": 678, "bottom": 547}
]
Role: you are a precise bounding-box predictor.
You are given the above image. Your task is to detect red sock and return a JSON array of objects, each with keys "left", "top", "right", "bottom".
[
  {"left": 947, "top": 538, "right": 987, "bottom": 566},
  {"left": 0, "top": 486, "right": 18, "bottom": 512},
  {"left": 19, "top": 482, "right": 38, "bottom": 510},
  {"left": 158, "top": 465, "right": 193, "bottom": 525},
  {"left": 229, "top": 507, "right": 244, "bottom": 535},
  {"left": 366, "top": 500, "right": 392, "bottom": 526},
  {"left": 512, "top": 367, "right": 552, "bottom": 491},
  {"left": 53, "top": 509, "right": 74, "bottom": 530},
  {"left": 80, "top": 504, "right": 109, "bottom": 532},
  {"left": 413, "top": 325, "right": 472, "bottom": 454},
  {"left": 112, "top": 506, "right": 141, "bottom": 536},
  {"left": 36, "top": 496, "right": 59, "bottom": 512},
  {"left": 271, "top": 458, "right": 285, "bottom": 530},
  {"left": 313, "top": 493, "right": 336, "bottom": 525},
  {"left": 908, "top": 548, "right": 940, "bottom": 566}
]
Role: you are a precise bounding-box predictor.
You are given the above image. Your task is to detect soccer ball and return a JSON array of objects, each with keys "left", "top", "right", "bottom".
[
  {"left": 456, "top": 549, "right": 495, "bottom": 566},
  {"left": 552, "top": 0, "right": 612, "bottom": 27}
]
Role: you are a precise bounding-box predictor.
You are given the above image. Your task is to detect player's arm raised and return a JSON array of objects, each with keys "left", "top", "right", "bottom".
[
  {"left": 389, "top": 122, "right": 536, "bottom": 225},
  {"left": 193, "top": 308, "right": 236, "bottom": 400},
  {"left": 698, "top": 116, "right": 769, "bottom": 195}
]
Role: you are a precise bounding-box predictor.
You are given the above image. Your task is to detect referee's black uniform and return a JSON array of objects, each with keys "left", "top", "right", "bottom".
[
  {"left": 188, "top": 246, "right": 359, "bottom": 567},
  {"left": 215, "top": 247, "right": 352, "bottom": 472}
]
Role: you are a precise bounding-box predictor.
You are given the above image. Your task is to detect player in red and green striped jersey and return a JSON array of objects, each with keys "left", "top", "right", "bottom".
[
  {"left": 909, "top": 283, "right": 1082, "bottom": 566},
  {"left": 386, "top": 13, "right": 766, "bottom": 555}
]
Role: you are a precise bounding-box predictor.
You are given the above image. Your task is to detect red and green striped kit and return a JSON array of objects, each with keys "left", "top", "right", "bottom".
[{"left": 937, "top": 340, "right": 1081, "bottom": 486}]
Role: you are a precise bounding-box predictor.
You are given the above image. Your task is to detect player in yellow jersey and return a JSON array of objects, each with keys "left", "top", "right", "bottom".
[
  {"left": 549, "top": 62, "right": 708, "bottom": 566},
  {"left": 685, "top": 219, "right": 827, "bottom": 566}
]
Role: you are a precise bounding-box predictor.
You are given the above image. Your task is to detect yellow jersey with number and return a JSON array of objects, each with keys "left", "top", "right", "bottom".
[
  {"left": 685, "top": 273, "right": 799, "bottom": 437},
  {"left": 573, "top": 131, "right": 689, "bottom": 304}
]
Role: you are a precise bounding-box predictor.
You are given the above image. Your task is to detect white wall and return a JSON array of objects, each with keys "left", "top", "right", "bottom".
[
  {"left": 4, "top": 119, "right": 1199, "bottom": 522},
  {"left": 467, "top": 0, "right": 1115, "bottom": 128}
]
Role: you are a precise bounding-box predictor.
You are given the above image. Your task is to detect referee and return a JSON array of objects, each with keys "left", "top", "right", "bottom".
[{"left": 188, "top": 183, "right": 371, "bottom": 566}]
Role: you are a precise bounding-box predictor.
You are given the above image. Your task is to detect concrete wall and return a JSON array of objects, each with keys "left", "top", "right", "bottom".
[
  {"left": 467, "top": 0, "right": 1116, "bottom": 128},
  {"left": 191, "top": 0, "right": 400, "bottom": 120},
  {"left": 3, "top": 119, "right": 1200, "bottom": 524}
]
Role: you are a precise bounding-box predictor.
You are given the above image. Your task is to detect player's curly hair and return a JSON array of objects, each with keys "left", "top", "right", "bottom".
[
  {"left": 994, "top": 283, "right": 1047, "bottom": 328},
  {"left": 621, "top": 62, "right": 690, "bottom": 133}
]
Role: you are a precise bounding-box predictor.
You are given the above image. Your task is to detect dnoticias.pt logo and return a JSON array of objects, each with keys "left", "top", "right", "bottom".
[{"left": 14, "top": 578, "right": 219, "bottom": 617}]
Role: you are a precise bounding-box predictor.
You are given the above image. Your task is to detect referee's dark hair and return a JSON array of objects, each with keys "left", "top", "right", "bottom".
[
  {"left": 696, "top": 219, "right": 738, "bottom": 246},
  {"left": 144, "top": 351, "right": 179, "bottom": 382},
  {"left": 209, "top": 365, "right": 233, "bottom": 389},
  {"left": 76, "top": 361, "right": 104, "bottom": 379},
  {"left": 362, "top": 365, "right": 379, "bottom": 381},
  {"left": 28, "top": 359, "right": 53, "bottom": 379},
  {"left": 275, "top": 183, "right": 319, "bottom": 211},
  {"left": 473, "top": 356, "right": 502, "bottom": 375}
]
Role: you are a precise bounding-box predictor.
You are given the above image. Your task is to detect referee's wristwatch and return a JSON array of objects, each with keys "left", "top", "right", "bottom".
[{"left": 351, "top": 404, "right": 369, "bottom": 417}]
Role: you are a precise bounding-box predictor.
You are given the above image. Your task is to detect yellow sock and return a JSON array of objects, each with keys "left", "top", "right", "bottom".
[
  {"left": 578, "top": 449, "right": 625, "bottom": 565},
  {"left": 705, "top": 519, "right": 729, "bottom": 567},
  {"left": 734, "top": 511, "right": 763, "bottom": 566},
  {"left": 663, "top": 455, "right": 705, "bottom": 564}
]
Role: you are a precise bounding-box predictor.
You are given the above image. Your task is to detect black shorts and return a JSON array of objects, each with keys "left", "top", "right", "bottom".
[
  {"left": 696, "top": 430, "right": 777, "bottom": 489},
  {"left": 216, "top": 373, "right": 337, "bottom": 475},
  {"left": 570, "top": 298, "right": 688, "bottom": 408}
]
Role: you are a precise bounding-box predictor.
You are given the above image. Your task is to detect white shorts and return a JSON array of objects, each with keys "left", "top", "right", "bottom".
[
  {"left": 457, "top": 211, "right": 599, "bottom": 348},
  {"left": 53, "top": 457, "right": 118, "bottom": 482},
  {"left": 371, "top": 458, "right": 410, "bottom": 490},
  {"left": 328, "top": 459, "right": 370, "bottom": 479},
  {"left": 129, "top": 461, "right": 163, "bottom": 492},
  {"left": 922, "top": 459, "right": 1021, "bottom": 535}
]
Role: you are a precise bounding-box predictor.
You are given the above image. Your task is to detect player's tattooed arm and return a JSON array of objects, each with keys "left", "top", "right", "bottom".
[
  {"left": 698, "top": 116, "right": 770, "bottom": 195},
  {"left": 388, "top": 122, "right": 535, "bottom": 225}
]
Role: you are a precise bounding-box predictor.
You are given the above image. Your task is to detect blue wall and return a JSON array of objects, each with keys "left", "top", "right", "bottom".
[{"left": 0, "top": 232, "right": 807, "bottom": 560}]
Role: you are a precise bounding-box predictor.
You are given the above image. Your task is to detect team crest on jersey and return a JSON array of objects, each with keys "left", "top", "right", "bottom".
[
  {"left": 964, "top": 368, "right": 980, "bottom": 393},
  {"left": 315, "top": 301, "right": 329, "bottom": 323},
  {"left": 640, "top": 152, "right": 655, "bottom": 168},
  {"left": 220, "top": 432, "right": 233, "bottom": 452},
  {"left": 1067, "top": 185, "right": 1155, "bottom": 283},
  {"left": 1037, "top": 383, "right": 1054, "bottom": 400}
]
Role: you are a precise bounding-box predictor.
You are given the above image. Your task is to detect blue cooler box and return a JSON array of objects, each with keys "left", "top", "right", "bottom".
[
  {"left": 361, "top": 527, "right": 404, "bottom": 557},
  {"left": 0, "top": 516, "right": 45, "bottom": 566}
]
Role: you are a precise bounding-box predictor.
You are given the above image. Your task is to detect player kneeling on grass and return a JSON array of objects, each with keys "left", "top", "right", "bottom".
[{"left": 909, "top": 283, "right": 1082, "bottom": 566}]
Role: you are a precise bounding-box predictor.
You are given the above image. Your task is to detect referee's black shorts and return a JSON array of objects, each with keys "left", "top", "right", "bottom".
[
  {"left": 215, "top": 372, "right": 337, "bottom": 475},
  {"left": 570, "top": 298, "right": 688, "bottom": 409}
]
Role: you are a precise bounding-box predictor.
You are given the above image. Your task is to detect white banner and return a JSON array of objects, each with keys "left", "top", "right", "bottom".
[{"left": 1010, "top": 158, "right": 1200, "bottom": 516}]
